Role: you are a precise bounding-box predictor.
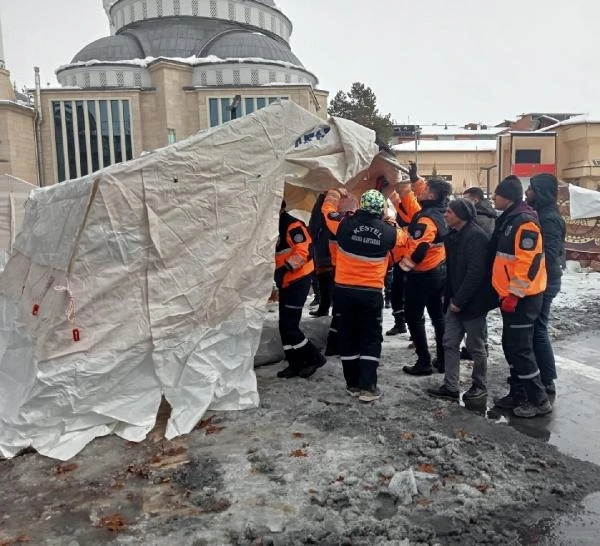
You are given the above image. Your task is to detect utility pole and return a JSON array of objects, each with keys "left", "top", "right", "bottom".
[
  {"left": 34, "top": 67, "right": 44, "bottom": 186},
  {"left": 414, "top": 126, "right": 421, "bottom": 169},
  {"left": 480, "top": 165, "right": 497, "bottom": 198}
]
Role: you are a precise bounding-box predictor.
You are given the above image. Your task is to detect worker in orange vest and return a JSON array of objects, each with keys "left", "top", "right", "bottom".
[
  {"left": 490, "top": 176, "right": 552, "bottom": 418},
  {"left": 275, "top": 200, "right": 326, "bottom": 379},
  {"left": 389, "top": 176, "right": 451, "bottom": 376},
  {"left": 324, "top": 188, "right": 408, "bottom": 402},
  {"left": 384, "top": 161, "right": 424, "bottom": 336}
]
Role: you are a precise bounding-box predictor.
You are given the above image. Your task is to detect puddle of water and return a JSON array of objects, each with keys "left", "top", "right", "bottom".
[
  {"left": 477, "top": 332, "right": 600, "bottom": 466},
  {"left": 522, "top": 492, "right": 600, "bottom": 546}
]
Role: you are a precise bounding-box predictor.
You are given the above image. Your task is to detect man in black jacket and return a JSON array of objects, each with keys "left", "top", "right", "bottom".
[
  {"left": 427, "top": 198, "right": 491, "bottom": 401},
  {"left": 463, "top": 187, "right": 497, "bottom": 236},
  {"left": 460, "top": 186, "right": 497, "bottom": 360},
  {"left": 308, "top": 193, "right": 333, "bottom": 317},
  {"left": 526, "top": 174, "right": 566, "bottom": 394}
]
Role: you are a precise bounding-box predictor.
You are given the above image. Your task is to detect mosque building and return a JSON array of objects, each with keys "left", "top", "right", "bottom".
[{"left": 3, "top": 0, "right": 327, "bottom": 185}]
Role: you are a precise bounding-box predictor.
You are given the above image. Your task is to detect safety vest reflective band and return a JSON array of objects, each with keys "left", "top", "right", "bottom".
[
  {"left": 276, "top": 213, "right": 314, "bottom": 288},
  {"left": 492, "top": 213, "right": 547, "bottom": 298}
]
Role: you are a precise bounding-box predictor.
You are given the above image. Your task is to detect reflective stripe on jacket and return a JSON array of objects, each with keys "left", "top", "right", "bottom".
[
  {"left": 492, "top": 208, "right": 547, "bottom": 298},
  {"left": 276, "top": 212, "right": 314, "bottom": 288},
  {"left": 398, "top": 200, "right": 448, "bottom": 273},
  {"left": 335, "top": 210, "right": 408, "bottom": 290}
]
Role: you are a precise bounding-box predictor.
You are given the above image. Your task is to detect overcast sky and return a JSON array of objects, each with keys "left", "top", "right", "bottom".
[{"left": 2, "top": 0, "right": 599, "bottom": 125}]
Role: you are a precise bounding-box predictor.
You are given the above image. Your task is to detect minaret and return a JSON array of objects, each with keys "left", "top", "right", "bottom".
[
  {"left": 0, "top": 15, "right": 15, "bottom": 100},
  {"left": 0, "top": 15, "right": 5, "bottom": 68}
]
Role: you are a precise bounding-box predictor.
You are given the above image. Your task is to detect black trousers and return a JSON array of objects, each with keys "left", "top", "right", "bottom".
[
  {"left": 310, "top": 273, "right": 320, "bottom": 300},
  {"left": 502, "top": 294, "right": 548, "bottom": 405},
  {"left": 316, "top": 269, "right": 334, "bottom": 314},
  {"left": 405, "top": 266, "right": 446, "bottom": 366},
  {"left": 390, "top": 264, "right": 407, "bottom": 326},
  {"left": 325, "top": 267, "right": 338, "bottom": 353},
  {"left": 279, "top": 276, "right": 320, "bottom": 368},
  {"left": 335, "top": 286, "right": 384, "bottom": 390}
]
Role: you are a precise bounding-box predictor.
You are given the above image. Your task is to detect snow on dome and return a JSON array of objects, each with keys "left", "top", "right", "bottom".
[
  {"left": 56, "top": 55, "right": 317, "bottom": 84},
  {"left": 72, "top": 35, "right": 144, "bottom": 63},
  {"left": 205, "top": 31, "right": 302, "bottom": 66}
]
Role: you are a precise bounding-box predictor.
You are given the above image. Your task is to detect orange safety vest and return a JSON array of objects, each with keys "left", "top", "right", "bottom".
[
  {"left": 397, "top": 200, "right": 448, "bottom": 273},
  {"left": 393, "top": 187, "right": 421, "bottom": 226},
  {"left": 335, "top": 210, "right": 407, "bottom": 290},
  {"left": 492, "top": 206, "right": 547, "bottom": 298},
  {"left": 275, "top": 212, "right": 314, "bottom": 288}
]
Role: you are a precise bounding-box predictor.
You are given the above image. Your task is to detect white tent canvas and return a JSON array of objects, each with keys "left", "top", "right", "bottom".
[
  {"left": 0, "top": 175, "right": 37, "bottom": 268},
  {"left": 0, "top": 101, "right": 379, "bottom": 460},
  {"left": 569, "top": 184, "right": 600, "bottom": 220}
]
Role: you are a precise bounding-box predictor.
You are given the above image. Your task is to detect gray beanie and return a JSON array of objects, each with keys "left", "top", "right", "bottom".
[{"left": 449, "top": 198, "right": 477, "bottom": 222}]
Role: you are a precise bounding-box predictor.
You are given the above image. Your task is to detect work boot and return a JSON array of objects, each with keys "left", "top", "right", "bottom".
[
  {"left": 463, "top": 384, "right": 488, "bottom": 401},
  {"left": 494, "top": 392, "right": 515, "bottom": 409},
  {"left": 513, "top": 400, "right": 553, "bottom": 418},
  {"left": 277, "top": 365, "right": 300, "bottom": 379},
  {"left": 403, "top": 361, "right": 433, "bottom": 376},
  {"left": 427, "top": 384, "right": 459, "bottom": 401},
  {"left": 494, "top": 378, "right": 526, "bottom": 409},
  {"left": 386, "top": 324, "right": 407, "bottom": 336},
  {"left": 346, "top": 386, "right": 361, "bottom": 397},
  {"left": 298, "top": 353, "right": 327, "bottom": 379},
  {"left": 358, "top": 387, "right": 382, "bottom": 403}
]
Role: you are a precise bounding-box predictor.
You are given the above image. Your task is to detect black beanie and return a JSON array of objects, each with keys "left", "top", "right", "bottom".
[
  {"left": 449, "top": 198, "right": 476, "bottom": 222},
  {"left": 494, "top": 175, "right": 524, "bottom": 203}
]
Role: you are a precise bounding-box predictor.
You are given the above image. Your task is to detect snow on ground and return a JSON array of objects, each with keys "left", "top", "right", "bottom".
[{"left": 0, "top": 268, "right": 599, "bottom": 545}]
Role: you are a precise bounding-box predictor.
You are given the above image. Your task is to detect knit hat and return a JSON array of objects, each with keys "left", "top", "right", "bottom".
[
  {"left": 359, "top": 189, "right": 386, "bottom": 216},
  {"left": 449, "top": 198, "right": 477, "bottom": 222},
  {"left": 494, "top": 175, "right": 524, "bottom": 203}
]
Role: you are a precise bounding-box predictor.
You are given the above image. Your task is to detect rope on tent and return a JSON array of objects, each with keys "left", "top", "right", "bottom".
[{"left": 54, "top": 281, "right": 80, "bottom": 341}]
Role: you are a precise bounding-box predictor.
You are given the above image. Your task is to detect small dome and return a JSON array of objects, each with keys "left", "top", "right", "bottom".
[
  {"left": 72, "top": 35, "right": 144, "bottom": 63},
  {"left": 205, "top": 31, "right": 302, "bottom": 66}
]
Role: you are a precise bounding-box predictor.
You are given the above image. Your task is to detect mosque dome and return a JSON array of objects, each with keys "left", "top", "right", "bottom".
[
  {"left": 59, "top": 0, "right": 317, "bottom": 88},
  {"left": 203, "top": 31, "right": 302, "bottom": 66},
  {"left": 72, "top": 35, "right": 144, "bottom": 63}
]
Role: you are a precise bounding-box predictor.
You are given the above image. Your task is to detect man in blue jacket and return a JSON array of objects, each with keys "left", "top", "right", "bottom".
[{"left": 526, "top": 174, "right": 566, "bottom": 395}]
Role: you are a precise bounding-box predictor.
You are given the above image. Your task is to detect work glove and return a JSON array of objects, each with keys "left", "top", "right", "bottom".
[
  {"left": 408, "top": 161, "right": 419, "bottom": 183},
  {"left": 500, "top": 294, "right": 520, "bottom": 313}
]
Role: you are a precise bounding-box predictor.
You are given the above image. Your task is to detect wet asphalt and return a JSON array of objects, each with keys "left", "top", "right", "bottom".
[{"left": 494, "top": 332, "right": 600, "bottom": 545}]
